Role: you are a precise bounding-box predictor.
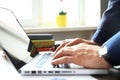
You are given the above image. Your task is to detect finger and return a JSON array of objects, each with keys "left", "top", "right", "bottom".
[
  {"left": 54, "top": 40, "right": 69, "bottom": 54},
  {"left": 54, "top": 38, "right": 82, "bottom": 54},
  {"left": 51, "top": 56, "right": 73, "bottom": 65},
  {"left": 53, "top": 47, "right": 74, "bottom": 59},
  {"left": 66, "top": 38, "right": 97, "bottom": 46},
  {"left": 65, "top": 38, "right": 84, "bottom": 46}
]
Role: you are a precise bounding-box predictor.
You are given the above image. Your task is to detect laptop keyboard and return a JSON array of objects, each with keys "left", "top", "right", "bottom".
[
  {"left": 35, "top": 52, "right": 70, "bottom": 68},
  {"left": 35, "top": 52, "right": 53, "bottom": 68}
]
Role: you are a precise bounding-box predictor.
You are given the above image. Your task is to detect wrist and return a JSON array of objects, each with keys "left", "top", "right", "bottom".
[{"left": 98, "top": 44, "right": 112, "bottom": 68}]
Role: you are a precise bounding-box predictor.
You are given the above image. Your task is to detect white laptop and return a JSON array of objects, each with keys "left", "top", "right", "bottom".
[{"left": 0, "top": 7, "right": 109, "bottom": 76}]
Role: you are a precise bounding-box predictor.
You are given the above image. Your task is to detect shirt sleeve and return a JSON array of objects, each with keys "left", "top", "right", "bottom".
[
  {"left": 102, "top": 31, "right": 120, "bottom": 66},
  {"left": 91, "top": 0, "right": 120, "bottom": 45}
]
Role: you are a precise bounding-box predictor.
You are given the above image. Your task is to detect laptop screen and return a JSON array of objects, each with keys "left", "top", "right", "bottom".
[{"left": 0, "top": 7, "right": 38, "bottom": 69}]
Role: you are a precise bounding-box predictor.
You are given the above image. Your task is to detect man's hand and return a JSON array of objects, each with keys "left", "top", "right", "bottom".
[
  {"left": 51, "top": 43, "right": 112, "bottom": 69},
  {"left": 55, "top": 38, "right": 96, "bottom": 54}
]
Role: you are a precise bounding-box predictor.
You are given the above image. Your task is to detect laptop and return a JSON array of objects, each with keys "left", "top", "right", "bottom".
[{"left": 0, "top": 7, "right": 109, "bottom": 76}]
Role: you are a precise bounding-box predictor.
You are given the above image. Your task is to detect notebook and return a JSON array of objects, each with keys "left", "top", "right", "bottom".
[{"left": 0, "top": 7, "right": 109, "bottom": 76}]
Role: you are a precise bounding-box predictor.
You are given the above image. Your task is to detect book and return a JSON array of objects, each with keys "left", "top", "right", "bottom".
[
  {"left": 28, "top": 34, "right": 53, "bottom": 40},
  {"left": 31, "top": 39, "right": 55, "bottom": 48},
  {"left": 37, "top": 47, "right": 55, "bottom": 52},
  {"left": 28, "top": 41, "right": 39, "bottom": 57},
  {"left": 28, "top": 40, "right": 55, "bottom": 57},
  {"left": 27, "top": 34, "right": 54, "bottom": 57}
]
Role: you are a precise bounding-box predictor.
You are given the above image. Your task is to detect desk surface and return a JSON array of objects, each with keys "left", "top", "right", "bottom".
[{"left": 0, "top": 51, "right": 120, "bottom": 80}]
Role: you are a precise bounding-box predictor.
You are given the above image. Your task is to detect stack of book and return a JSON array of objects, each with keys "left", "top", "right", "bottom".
[{"left": 28, "top": 34, "right": 55, "bottom": 53}]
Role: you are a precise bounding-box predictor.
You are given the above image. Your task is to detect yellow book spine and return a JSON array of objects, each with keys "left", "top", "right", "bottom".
[{"left": 31, "top": 39, "right": 55, "bottom": 48}]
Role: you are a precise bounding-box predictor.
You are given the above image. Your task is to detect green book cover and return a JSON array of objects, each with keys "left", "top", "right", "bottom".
[{"left": 31, "top": 39, "right": 55, "bottom": 48}]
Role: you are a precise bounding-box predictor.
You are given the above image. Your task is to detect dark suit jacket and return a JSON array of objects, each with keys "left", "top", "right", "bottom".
[{"left": 92, "top": 0, "right": 120, "bottom": 66}]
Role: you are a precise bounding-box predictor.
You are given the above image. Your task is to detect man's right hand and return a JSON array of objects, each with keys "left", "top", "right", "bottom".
[{"left": 55, "top": 38, "right": 97, "bottom": 54}]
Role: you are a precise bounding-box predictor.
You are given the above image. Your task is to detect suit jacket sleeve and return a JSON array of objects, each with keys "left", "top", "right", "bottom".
[
  {"left": 92, "top": 0, "right": 120, "bottom": 45},
  {"left": 103, "top": 31, "right": 120, "bottom": 66}
]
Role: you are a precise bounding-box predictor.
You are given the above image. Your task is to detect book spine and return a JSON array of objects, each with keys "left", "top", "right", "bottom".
[
  {"left": 37, "top": 47, "right": 55, "bottom": 52},
  {"left": 31, "top": 39, "right": 55, "bottom": 48},
  {"left": 28, "top": 34, "right": 53, "bottom": 40}
]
